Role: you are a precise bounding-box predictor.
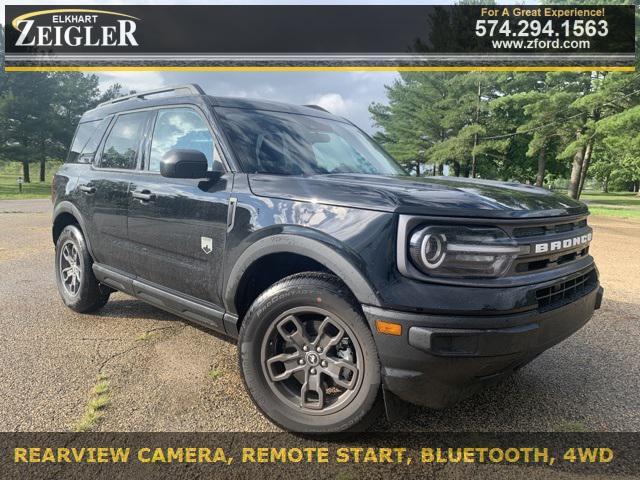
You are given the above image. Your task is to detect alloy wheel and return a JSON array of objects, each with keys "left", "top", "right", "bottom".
[
  {"left": 60, "top": 241, "right": 82, "bottom": 296},
  {"left": 261, "top": 306, "right": 364, "bottom": 415}
]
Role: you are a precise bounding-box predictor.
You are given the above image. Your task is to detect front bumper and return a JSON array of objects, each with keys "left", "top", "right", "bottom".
[{"left": 363, "top": 284, "right": 603, "bottom": 408}]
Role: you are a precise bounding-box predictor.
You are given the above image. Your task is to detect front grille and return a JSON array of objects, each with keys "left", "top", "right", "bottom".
[
  {"left": 513, "top": 219, "right": 587, "bottom": 238},
  {"left": 506, "top": 216, "right": 592, "bottom": 275},
  {"left": 514, "top": 246, "right": 590, "bottom": 273},
  {"left": 535, "top": 269, "right": 597, "bottom": 312}
]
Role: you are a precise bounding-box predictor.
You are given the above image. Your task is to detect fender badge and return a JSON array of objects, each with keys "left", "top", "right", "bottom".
[{"left": 201, "top": 236, "right": 213, "bottom": 254}]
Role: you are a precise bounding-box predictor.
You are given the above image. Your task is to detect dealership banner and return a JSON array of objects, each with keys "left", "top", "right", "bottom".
[
  {"left": 3, "top": 4, "right": 636, "bottom": 71},
  {"left": 1, "top": 432, "right": 639, "bottom": 478}
]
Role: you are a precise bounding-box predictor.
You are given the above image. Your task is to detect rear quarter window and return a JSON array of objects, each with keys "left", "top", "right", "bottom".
[{"left": 67, "top": 118, "right": 111, "bottom": 164}]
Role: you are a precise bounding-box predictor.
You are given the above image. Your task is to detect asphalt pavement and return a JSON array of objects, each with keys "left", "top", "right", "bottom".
[{"left": 0, "top": 199, "right": 638, "bottom": 432}]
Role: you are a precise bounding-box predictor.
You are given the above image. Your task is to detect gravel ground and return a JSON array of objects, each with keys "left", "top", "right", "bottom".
[{"left": 0, "top": 199, "right": 638, "bottom": 432}]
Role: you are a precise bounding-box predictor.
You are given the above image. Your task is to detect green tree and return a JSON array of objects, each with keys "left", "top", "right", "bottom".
[
  {"left": 0, "top": 68, "right": 122, "bottom": 182},
  {"left": 595, "top": 103, "right": 640, "bottom": 193},
  {"left": 479, "top": 73, "right": 545, "bottom": 182},
  {"left": 371, "top": 72, "right": 502, "bottom": 178},
  {"left": 428, "top": 72, "right": 494, "bottom": 178},
  {"left": 370, "top": 72, "right": 458, "bottom": 175},
  {"left": 558, "top": 72, "right": 640, "bottom": 198},
  {"left": 542, "top": 0, "right": 640, "bottom": 198},
  {"left": 0, "top": 72, "right": 58, "bottom": 182},
  {"left": 370, "top": 0, "right": 639, "bottom": 194}
]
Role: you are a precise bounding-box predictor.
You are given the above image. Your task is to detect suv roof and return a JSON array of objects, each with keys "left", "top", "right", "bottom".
[{"left": 81, "top": 83, "right": 340, "bottom": 123}]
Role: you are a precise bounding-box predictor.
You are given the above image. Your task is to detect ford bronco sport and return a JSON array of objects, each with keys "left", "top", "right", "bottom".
[{"left": 52, "top": 84, "right": 603, "bottom": 432}]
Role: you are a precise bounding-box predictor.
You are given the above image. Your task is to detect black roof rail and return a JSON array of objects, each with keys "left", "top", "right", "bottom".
[
  {"left": 97, "top": 84, "right": 205, "bottom": 108},
  {"left": 303, "top": 104, "right": 330, "bottom": 113}
]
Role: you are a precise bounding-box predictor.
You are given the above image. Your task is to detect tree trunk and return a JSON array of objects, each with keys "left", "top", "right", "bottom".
[
  {"left": 577, "top": 138, "right": 594, "bottom": 198},
  {"left": 535, "top": 144, "right": 546, "bottom": 187},
  {"left": 567, "top": 143, "right": 585, "bottom": 199},
  {"left": 470, "top": 138, "right": 478, "bottom": 178},
  {"left": 22, "top": 161, "right": 31, "bottom": 183},
  {"left": 415, "top": 161, "right": 421, "bottom": 177},
  {"left": 470, "top": 79, "right": 481, "bottom": 179},
  {"left": 40, "top": 158, "right": 46, "bottom": 182},
  {"left": 438, "top": 163, "right": 444, "bottom": 176},
  {"left": 577, "top": 108, "right": 599, "bottom": 198},
  {"left": 602, "top": 175, "right": 609, "bottom": 193},
  {"left": 453, "top": 161, "right": 461, "bottom": 177}
]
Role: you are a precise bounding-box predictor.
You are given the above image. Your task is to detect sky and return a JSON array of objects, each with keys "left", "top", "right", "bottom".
[
  {"left": 1, "top": 0, "right": 539, "bottom": 132},
  {"left": 96, "top": 70, "right": 399, "bottom": 132}
]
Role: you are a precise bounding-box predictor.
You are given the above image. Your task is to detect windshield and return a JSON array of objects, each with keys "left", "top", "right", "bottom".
[{"left": 216, "top": 107, "right": 405, "bottom": 176}]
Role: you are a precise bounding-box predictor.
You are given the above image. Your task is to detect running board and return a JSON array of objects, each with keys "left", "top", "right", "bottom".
[{"left": 92, "top": 263, "right": 226, "bottom": 334}]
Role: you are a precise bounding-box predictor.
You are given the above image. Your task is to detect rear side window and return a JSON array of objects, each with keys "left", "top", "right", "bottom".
[
  {"left": 148, "top": 108, "right": 216, "bottom": 172},
  {"left": 67, "top": 119, "right": 110, "bottom": 163},
  {"left": 100, "top": 112, "right": 148, "bottom": 170}
]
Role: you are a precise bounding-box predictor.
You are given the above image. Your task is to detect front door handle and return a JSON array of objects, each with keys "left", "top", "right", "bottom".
[
  {"left": 132, "top": 190, "right": 156, "bottom": 202},
  {"left": 79, "top": 185, "right": 96, "bottom": 194}
]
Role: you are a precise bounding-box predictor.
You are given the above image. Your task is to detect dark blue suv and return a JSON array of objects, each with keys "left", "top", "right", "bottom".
[{"left": 52, "top": 84, "right": 603, "bottom": 432}]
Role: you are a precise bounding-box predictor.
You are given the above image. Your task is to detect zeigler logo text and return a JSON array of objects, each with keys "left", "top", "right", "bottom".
[{"left": 12, "top": 9, "right": 139, "bottom": 47}]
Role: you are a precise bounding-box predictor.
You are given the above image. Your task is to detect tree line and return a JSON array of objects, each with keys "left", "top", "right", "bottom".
[
  {"left": 0, "top": 27, "right": 123, "bottom": 183},
  {"left": 0, "top": 71, "right": 123, "bottom": 183},
  {"left": 370, "top": 0, "right": 640, "bottom": 199},
  {"left": 370, "top": 71, "right": 640, "bottom": 199},
  {"left": 1, "top": 0, "right": 638, "bottom": 196}
]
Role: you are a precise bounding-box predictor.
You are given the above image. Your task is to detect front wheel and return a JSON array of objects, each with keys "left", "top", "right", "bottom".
[{"left": 239, "top": 272, "right": 381, "bottom": 432}]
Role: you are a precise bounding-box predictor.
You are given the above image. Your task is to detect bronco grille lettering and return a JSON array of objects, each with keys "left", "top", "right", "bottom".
[{"left": 534, "top": 232, "right": 592, "bottom": 254}]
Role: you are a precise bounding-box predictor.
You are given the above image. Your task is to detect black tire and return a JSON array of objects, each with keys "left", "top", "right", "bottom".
[
  {"left": 239, "top": 272, "right": 381, "bottom": 433},
  {"left": 55, "top": 225, "right": 110, "bottom": 313}
]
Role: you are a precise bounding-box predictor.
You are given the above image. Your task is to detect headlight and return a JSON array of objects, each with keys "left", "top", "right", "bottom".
[{"left": 408, "top": 226, "right": 521, "bottom": 278}]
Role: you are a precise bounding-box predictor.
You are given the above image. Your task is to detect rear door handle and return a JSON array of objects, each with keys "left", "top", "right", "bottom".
[
  {"left": 132, "top": 190, "right": 156, "bottom": 202},
  {"left": 79, "top": 185, "right": 96, "bottom": 194}
]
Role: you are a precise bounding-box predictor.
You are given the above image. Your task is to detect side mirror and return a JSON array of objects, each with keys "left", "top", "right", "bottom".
[{"left": 160, "top": 149, "right": 208, "bottom": 179}]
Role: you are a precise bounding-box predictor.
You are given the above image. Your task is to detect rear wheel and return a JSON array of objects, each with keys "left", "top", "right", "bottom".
[
  {"left": 239, "top": 272, "right": 381, "bottom": 432},
  {"left": 55, "top": 225, "right": 110, "bottom": 313}
]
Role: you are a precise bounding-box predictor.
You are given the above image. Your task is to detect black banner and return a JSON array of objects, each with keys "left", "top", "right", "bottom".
[
  {"left": 3, "top": 5, "right": 636, "bottom": 70},
  {"left": 1, "top": 432, "right": 639, "bottom": 479}
]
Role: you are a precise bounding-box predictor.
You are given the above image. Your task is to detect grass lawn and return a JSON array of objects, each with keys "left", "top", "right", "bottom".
[
  {"left": 581, "top": 192, "right": 640, "bottom": 220},
  {"left": 0, "top": 162, "right": 61, "bottom": 200},
  {"left": 0, "top": 174, "right": 52, "bottom": 200}
]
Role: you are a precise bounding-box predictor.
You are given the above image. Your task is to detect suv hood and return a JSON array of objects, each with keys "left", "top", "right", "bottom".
[{"left": 248, "top": 174, "right": 588, "bottom": 219}]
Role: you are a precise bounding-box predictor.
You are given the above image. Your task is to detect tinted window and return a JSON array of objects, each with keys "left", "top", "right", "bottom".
[
  {"left": 216, "top": 107, "right": 405, "bottom": 176},
  {"left": 149, "top": 108, "right": 216, "bottom": 172},
  {"left": 67, "top": 120, "right": 108, "bottom": 163},
  {"left": 100, "top": 112, "right": 147, "bottom": 169},
  {"left": 80, "top": 118, "right": 111, "bottom": 163}
]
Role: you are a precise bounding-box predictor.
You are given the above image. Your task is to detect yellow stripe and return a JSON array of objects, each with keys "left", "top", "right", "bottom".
[{"left": 5, "top": 66, "right": 636, "bottom": 72}]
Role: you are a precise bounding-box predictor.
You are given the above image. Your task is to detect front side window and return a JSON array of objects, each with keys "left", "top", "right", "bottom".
[
  {"left": 148, "top": 108, "right": 216, "bottom": 172},
  {"left": 216, "top": 107, "right": 405, "bottom": 176},
  {"left": 100, "top": 112, "right": 147, "bottom": 169}
]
